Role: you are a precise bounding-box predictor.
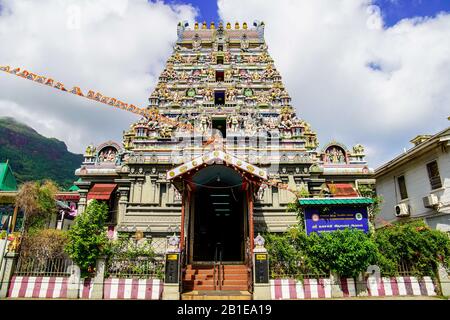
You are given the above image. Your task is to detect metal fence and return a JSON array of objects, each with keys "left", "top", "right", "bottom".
[
  {"left": 105, "top": 257, "right": 165, "bottom": 279},
  {"left": 14, "top": 256, "right": 74, "bottom": 277},
  {"left": 269, "top": 260, "right": 329, "bottom": 279}
]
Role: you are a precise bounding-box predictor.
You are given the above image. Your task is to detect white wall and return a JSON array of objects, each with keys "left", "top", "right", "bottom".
[{"left": 375, "top": 146, "right": 450, "bottom": 229}]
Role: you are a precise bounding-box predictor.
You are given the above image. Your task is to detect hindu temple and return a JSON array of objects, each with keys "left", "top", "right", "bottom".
[{"left": 74, "top": 21, "right": 373, "bottom": 292}]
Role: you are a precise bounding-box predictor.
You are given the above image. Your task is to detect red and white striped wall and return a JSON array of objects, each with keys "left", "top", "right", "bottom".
[
  {"left": 271, "top": 276, "right": 437, "bottom": 299},
  {"left": 8, "top": 276, "right": 68, "bottom": 298},
  {"left": 366, "top": 276, "right": 436, "bottom": 297},
  {"left": 104, "top": 278, "right": 163, "bottom": 300},
  {"left": 270, "top": 279, "right": 332, "bottom": 300},
  {"left": 79, "top": 278, "right": 94, "bottom": 299}
]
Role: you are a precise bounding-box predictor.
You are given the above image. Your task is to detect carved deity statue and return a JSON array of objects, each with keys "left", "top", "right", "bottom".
[
  {"left": 199, "top": 114, "right": 211, "bottom": 133},
  {"left": 263, "top": 64, "right": 275, "bottom": 80},
  {"left": 85, "top": 144, "right": 96, "bottom": 156},
  {"left": 353, "top": 144, "right": 365, "bottom": 154},
  {"left": 192, "top": 34, "right": 202, "bottom": 51},
  {"left": 159, "top": 124, "right": 173, "bottom": 138},
  {"left": 256, "top": 90, "right": 270, "bottom": 104},
  {"left": 241, "top": 34, "right": 249, "bottom": 52},
  {"left": 201, "top": 87, "right": 213, "bottom": 101},
  {"left": 252, "top": 71, "right": 262, "bottom": 82},
  {"left": 227, "top": 114, "right": 241, "bottom": 132},
  {"left": 224, "top": 68, "right": 233, "bottom": 81},
  {"left": 279, "top": 108, "right": 294, "bottom": 129},
  {"left": 226, "top": 87, "right": 237, "bottom": 101},
  {"left": 325, "top": 147, "right": 346, "bottom": 163},
  {"left": 224, "top": 52, "right": 231, "bottom": 64}
]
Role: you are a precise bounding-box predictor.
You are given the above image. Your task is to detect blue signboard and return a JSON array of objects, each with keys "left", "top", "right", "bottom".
[{"left": 304, "top": 206, "right": 369, "bottom": 235}]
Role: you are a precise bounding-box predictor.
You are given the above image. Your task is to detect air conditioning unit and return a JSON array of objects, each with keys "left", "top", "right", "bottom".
[
  {"left": 395, "top": 203, "right": 410, "bottom": 217},
  {"left": 423, "top": 194, "right": 439, "bottom": 208}
]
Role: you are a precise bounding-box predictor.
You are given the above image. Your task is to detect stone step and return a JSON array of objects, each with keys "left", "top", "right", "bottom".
[
  {"left": 184, "top": 274, "right": 248, "bottom": 281},
  {"left": 181, "top": 290, "right": 252, "bottom": 300},
  {"left": 183, "top": 284, "right": 249, "bottom": 291}
]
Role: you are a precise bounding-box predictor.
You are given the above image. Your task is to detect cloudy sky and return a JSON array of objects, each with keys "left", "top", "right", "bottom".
[{"left": 0, "top": 0, "right": 449, "bottom": 169}]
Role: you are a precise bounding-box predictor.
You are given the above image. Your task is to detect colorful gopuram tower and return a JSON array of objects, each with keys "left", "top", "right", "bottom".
[{"left": 75, "top": 21, "right": 373, "bottom": 269}]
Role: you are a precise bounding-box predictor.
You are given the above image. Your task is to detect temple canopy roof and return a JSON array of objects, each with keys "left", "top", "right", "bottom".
[
  {"left": 0, "top": 162, "right": 18, "bottom": 191},
  {"left": 167, "top": 150, "right": 267, "bottom": 181}
]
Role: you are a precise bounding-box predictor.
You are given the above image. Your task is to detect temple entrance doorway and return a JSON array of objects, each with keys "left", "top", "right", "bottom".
[{"left": 189, "top": 165, "right": 247, "bottom": 263}]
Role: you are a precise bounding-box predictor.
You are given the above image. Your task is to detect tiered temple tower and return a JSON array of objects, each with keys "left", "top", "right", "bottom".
[{"left": 75, "top": 21, "right": 373, "bottom": 262}]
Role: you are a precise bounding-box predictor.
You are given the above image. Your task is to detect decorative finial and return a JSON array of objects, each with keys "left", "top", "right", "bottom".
[
  {"left": 194, "top": 21, "right": 199, "bottom": 30},
  {"left": 210, "top": 22, "right": 215, "bottom": 29},
  {"left": 202, "top": 21, "right": 207, "bottom": 29},
  {"left": 243, "top": 22, "right": 248, "bottom": 29},
  {"left": 235, "top": 22, "right": 240, "bottom": 29},
  {"left": 226, "top": 22, "right": 231, "bottom": 29}
]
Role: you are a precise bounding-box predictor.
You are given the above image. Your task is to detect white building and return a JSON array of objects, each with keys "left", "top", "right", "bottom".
[{"left": 374, "top": 126, "right": 450, "bottom": 232}]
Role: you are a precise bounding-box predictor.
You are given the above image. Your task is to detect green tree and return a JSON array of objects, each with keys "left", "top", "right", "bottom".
[{"left": 65, "top": 200, "right": 109, "bottom": 275}]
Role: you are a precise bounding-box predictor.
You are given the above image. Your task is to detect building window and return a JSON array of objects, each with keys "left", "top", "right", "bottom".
[
  {"left": 217, "top": 55, "right": 224, "bottom": 65},
  {"left": 427, "top": 160, "right": 442, "bottom": 190},
  {"left": 218, "top": 44, "right": 223, "bottom": 52},
  {"left": 397, "top": 175, "right": 408, "bottom": 200},
  {"left": 215, "top": 70, "right": 224, "bottom": 82},
  {"left": 212, "top": 119, "right": 226, "bottom": 138},
  {"left": 214, "top": 91, "right": 225, "bottom": 105}
]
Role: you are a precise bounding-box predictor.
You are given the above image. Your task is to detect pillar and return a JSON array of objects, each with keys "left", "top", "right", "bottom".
[
  {"left": 253, "top": 234, "right": 271, "bottom": 300},
  {"left": 438, "top": 264, "right": 450, "bottom": 296},
  {"left": 90, "top": 256, "right": 106, "bottom": 299},
  {"left": 77, "top": 190, "right": 88, "bottom": 215},
  {"left": 117, "top": 187, "right": 129, "bottom": 225},
  {"left": 330, "top": 273, "right": 344, "bottom": 298},
  {"left": 0, "top": 252, "right": 18, "bottom": 298},
  {"left": 67, "top": 264, "right": 81, "bottom": 299}
]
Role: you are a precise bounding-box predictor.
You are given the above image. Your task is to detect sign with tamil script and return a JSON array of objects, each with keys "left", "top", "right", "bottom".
[{"left": 304, "top": 206, "right": 369, "bottom": 235}]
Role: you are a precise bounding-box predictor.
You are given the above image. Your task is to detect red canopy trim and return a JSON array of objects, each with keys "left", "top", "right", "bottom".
[
  {"left": 327, "top": 183, "right": 359, "bottom": 197},
  {"left": 87, "top": 184, "right": 117, "bottom": 200}
]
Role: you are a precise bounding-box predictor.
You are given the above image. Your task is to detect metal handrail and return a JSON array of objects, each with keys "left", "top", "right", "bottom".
[
  {"left": 213, "top": 245, "right": 218, "bottom": 290},
  {"left": 219, "top": 248, "right": 223, "bottom": 289},
  {"left": 213, "top": 242, "right": 223, "bottom": 290}
]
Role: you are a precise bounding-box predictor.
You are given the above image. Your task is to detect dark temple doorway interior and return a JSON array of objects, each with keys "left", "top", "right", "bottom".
[{"left": 191, "top": 165, "right": 246, "bottom": 263}]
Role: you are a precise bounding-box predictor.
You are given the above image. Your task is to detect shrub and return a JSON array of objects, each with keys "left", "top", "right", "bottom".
[
  {"left": 307, "top": 229, "right": 378, "bottom": 278},
  {"left": 373, "top": 220, "right": 450, "bottom": 277},
  {"left": 15, "top": 180, "right": 58, "bottom": 232},
  {"left": 19, "top": 229, "right": 68, "bottom": 260},
  {"left": 107, "top": 236, "right": 156, "bottom": 260},
  {"left": 65, "top": 200, "right": 109, "bottom": 276}
]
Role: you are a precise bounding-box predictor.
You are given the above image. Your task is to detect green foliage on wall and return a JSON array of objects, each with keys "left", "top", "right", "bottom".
[
  {"left": 373, "top": 220, "right": 450, "bottom": 278},
  {"left": 266, "top": 227, "right": 377, "bottom": 278},
  {"left": 65, "top": 200, "right": 109, "bottom": 276},
  {"left": 266, "top": 220, "right": 450, "bottom": 279}
]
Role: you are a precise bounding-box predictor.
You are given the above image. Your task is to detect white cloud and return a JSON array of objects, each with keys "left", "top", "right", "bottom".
[
  {"left": 0, "top": 0, "right": 197, "bottom": 153},
  {"left": 218, "top": 0, "right": 450, "bottom": 167}
]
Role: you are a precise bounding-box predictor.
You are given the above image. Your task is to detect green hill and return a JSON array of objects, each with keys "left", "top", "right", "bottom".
[{"left": 0, "top": 117, "right": 83, "bottom": 189}]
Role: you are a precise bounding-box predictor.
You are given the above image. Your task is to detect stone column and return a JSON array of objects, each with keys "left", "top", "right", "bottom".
[
  {"left": 91, "top": 256, "right": 106, "bottom": 299},
  {"left": 330, "top": 273, "right": 344, "bottom": 298},
  {"left": 117, "top": 187, "right": 130, "bottom": 225},
  {"left": 438, "top": 264, "right": 450, "bottom": 296},
  {"left": 253, "top": 234, "right": 271, "bottom": 300},
  {"left": 359, "top": 265, "right": 380, "bottom": 297},
  {"left": 67, "top": 264, "right": 81, "bottom": 299},
  {"left": 77, "top": 190, "right": 88, "bottom": 215},
  {"left": 0, "top": 252, "right": 18, "bottom": 298}
]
